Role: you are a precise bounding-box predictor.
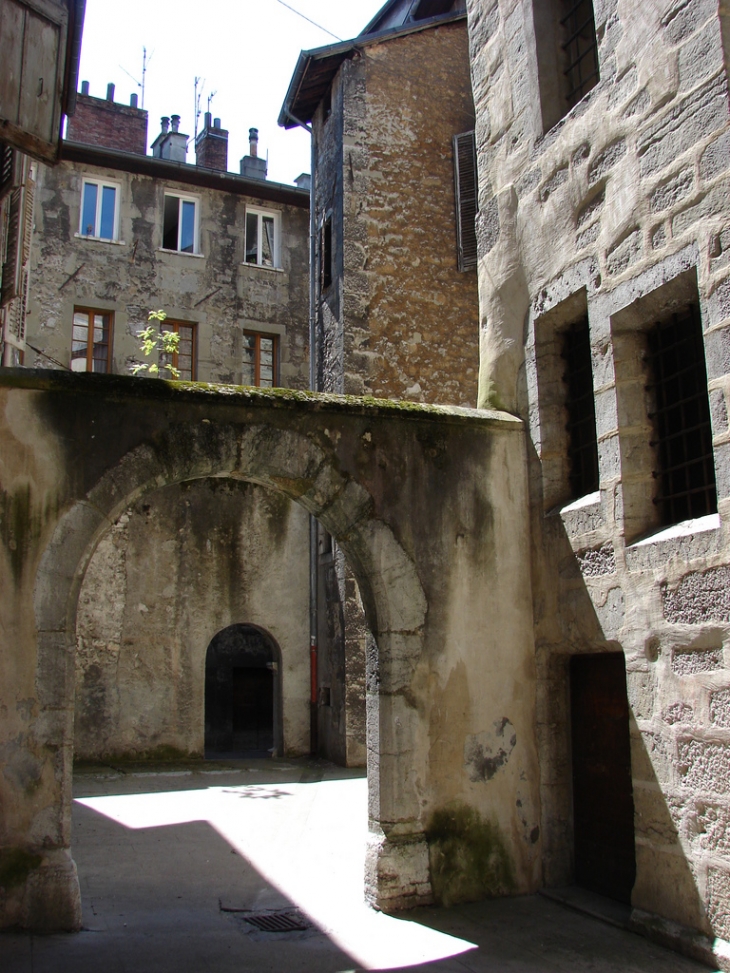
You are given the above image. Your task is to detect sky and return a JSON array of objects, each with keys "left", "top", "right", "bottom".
[{"left": 76, "top": 1, "right": 387, "bottom": 185}]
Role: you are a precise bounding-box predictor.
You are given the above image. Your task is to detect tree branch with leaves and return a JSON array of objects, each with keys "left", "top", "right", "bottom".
[{"left": 131, "top": 310, "right": 181, "bottom": 378}]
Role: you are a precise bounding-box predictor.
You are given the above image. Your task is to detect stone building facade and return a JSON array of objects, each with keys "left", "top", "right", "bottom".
[
  {"left": 466, "top": 0, "right": 730, "bottom": 959},
  {"left": 23, "top": 85, "right": 316, "bottom": 762},
  {"left": 280, "top": 0, "right": 481, "bottom": 767}
]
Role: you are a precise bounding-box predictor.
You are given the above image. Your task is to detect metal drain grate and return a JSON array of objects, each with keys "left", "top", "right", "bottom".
[{"left": 242, "top": 911, "right": 310, "bottom": 933}]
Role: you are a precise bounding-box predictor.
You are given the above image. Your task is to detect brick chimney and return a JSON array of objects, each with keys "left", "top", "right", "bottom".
[
  {"left": 66, "top": 81, "right": 148, "bottom": 155},
  {"left": 240, "top": 128, "right": 267, "bottom": 181},
  {"left": 195, "top": 113, "right": 228, "bottom": 172},
  {"left": 151, "top": 114, "right": 188, "bottom": 163}
]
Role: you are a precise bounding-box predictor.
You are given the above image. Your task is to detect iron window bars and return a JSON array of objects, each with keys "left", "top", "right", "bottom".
[
  {"left": 562, "top": 317, "right": 600, "bottom": 499},
  {"left": 561, "top": 0, "right": 600, "bottom": 109},
  {"left": 646, "top": 305, "right": 717, "bottom": 526}
]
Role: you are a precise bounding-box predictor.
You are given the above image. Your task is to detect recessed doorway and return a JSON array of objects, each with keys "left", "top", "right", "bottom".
[
  {"left": 570, "top": 652, "right": 636, "bottom": 903},
  {"left": 205, "top": 624, "right": 281, "bottom": 758}
]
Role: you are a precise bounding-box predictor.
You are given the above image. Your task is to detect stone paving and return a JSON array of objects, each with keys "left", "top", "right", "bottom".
[{"left": 1, "top": 760, "right": 718, "bottom": 972}]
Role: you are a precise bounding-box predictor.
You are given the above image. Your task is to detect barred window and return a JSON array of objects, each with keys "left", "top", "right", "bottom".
[
  {"left": 646, "top": 305, "right": 716, "bottom": 526},
  {"left": 561, "top": 0, "right": 600, "bottom": 110},
  {"left": 562, "top": 317, "right": 599, "bottom": 498}
]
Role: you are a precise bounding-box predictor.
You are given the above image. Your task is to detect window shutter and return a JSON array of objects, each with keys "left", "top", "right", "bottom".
[
  {"left": 21, "top": 171, "right": 34, "bottom": 266},
  {"left": 1, "top": 186, "right": 22, "bottom": 307},
  {"left": 6, "top": 266, "right": 29, "bottom": 345},
  {"left": 453, "top": 131, "right": 478, "bottom": 272},
  {"left": 0, "top": 141, "right": 15, "bottom": 200}
]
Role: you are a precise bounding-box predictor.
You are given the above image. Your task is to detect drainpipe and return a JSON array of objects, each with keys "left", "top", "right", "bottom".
[{"left": 285, "top": 108, "right": 319, "bottom": 757}]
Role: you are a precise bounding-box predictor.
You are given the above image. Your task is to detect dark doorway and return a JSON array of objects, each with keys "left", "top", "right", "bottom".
[
  {"left": 205, "top": 624, "right": 280, "bottom": 758},
  {"left": 570, "top": 653, "right": 636, "bottom": 903}
]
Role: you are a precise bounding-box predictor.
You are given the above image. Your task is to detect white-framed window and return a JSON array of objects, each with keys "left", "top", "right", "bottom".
[
  {"left": 162, "top": 192, "right": 199, "bottom": 253},
  {"left": 79, "top": 178, "right": 120, "bottom": 240},
  {"left": 245, "top": 207, "right": 281, "bottom": 269}
]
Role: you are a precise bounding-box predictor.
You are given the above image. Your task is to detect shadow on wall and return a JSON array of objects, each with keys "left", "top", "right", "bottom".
[{"left": 532, "top": 487, "right": 720, "bottom": 959}]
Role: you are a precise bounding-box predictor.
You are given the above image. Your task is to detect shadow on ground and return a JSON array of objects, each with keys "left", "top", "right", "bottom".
[{"left": 1, "top": 759, "right": 718, "bottom": 973}]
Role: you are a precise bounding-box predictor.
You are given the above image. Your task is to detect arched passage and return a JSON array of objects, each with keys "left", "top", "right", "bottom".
[
  {"left": 30, "top": 420, "right": 429, "bottom": 927},
  {"left": 204, "top": 623, "right": 282, "bottom": 758}
]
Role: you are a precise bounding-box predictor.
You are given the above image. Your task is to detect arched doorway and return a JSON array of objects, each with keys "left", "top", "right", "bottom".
[{"left": 204, "top": 624, "right": 282, "bottom": 758}]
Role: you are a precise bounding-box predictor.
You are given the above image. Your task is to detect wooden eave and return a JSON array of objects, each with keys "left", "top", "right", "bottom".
[{"left": 278, "top": 12, "right": 467, "bottom": 129}]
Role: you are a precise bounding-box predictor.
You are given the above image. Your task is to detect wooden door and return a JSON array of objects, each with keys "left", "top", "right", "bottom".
[{"left": 570, "top": 653, "right": 636, "bottom": 902}]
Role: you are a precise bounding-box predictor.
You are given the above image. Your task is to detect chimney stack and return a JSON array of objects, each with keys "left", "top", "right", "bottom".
[
  {"left": 66, "top": 81, "right": 148, "bottom": 155},
  {"left": 152, "top": 113, "right": 188, "bottom": 162},
  {"left": 194, "top": 112, "right": 229, "bottom": 172},
  {"left": 240, "top": 126, "right": 267, "bottom": 181}
]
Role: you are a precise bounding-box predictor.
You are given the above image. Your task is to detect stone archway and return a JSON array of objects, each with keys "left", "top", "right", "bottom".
[
  {"left": 0, "top": 375, "right": 537, "bottom": 934},
  {"left": 30, "top": 422, "right": 429, "bottom": 928}
]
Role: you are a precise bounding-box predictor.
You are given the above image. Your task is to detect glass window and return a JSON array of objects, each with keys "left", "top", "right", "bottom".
[
  {"left": 159, "top": 320, "right": 197, "bottom": 380},
  {"left": 245, "top": 208, "right": 280, "bottom": 268},
  {"left": 71, "top": 308, "right": 113, "bottom": 372},
  {"left": 243, "top": 332, "right": 278, "bottom": 387},
  {"left": 163, "top": 194, "right": 198, "bottom": 253},
  {"left": 80, "top": 180, "right": 119, "bottom": 240}
]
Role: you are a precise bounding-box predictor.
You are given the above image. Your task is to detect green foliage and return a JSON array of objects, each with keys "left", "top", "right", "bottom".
[{"left": 131, "top": 310, "right": 181, "bottom": 379}]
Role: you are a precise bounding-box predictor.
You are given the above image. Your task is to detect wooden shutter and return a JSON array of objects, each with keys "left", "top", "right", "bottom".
[
  {"left": 453, "top": 130, "right": 478, "bottom": 272},
  {"left": 0, "top": 141, "right": 15, "bottom": 200},
  {"left": 1, "top": 186, "right": 22, "bottom": 306}
]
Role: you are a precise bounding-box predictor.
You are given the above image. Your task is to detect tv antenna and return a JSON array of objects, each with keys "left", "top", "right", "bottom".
[
  {"left": 194, "top": 76, "right": 205, "bottom": 140},
  {"left": 207, "top": 90, "right": 217, "bottom": 115},
  {"left": 119, "top": 46, "right": 153, "bottom": 108}
]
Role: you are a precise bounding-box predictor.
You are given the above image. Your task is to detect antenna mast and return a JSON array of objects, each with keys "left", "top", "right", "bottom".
[
  {"left": 141, "top": 46, "right": 148, "bottom": 108},
  {"left": 194, "top": 76, "right": 205, "bottom": 140}
]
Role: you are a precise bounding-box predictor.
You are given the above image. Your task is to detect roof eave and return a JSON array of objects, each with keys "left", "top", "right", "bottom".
[{"left": 278, "top": 12, "right": 467, "bottom": 129}]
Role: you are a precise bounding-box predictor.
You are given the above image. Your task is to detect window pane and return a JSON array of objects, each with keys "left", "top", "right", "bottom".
[
  {"left": 91, "top": 313, "right": 110, "bottom": 373},
  {"left": 176, "top": 325, "right": 195, "bottom": 379},
  {"left": 163, "top": 196, "right": 179, "bottom": 250},
  {"left": 81, "top": 183, "right": 97, "bottom": 236},
  {"left": 242, "top": 333, "right": 256, "bottom": 384},
  {"left": 99, "top": 186, "right": 116, "bottom": 240},
  {"left": 245, "top": 213, "right": 258, "bottom": 264},
  {"left": 262, "top": 216, "right": 274, "bottom": 267},
  {"left": 71, "top": 310, "right": 89, "bottom": 369},
  {"left": 260, "top": 337, "right": 275, "bottom": 387},
  {"left": 180, "top": 200, "right": 196, "bottom": 253}
]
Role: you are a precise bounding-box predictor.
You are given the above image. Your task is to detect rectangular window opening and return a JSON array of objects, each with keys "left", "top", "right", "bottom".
[
  {"left": 243, "top": 331, "right": 279, "bottom": 388},
  {"left": 80, "top": 180, "right": 119, "bottom": 240},
  {"left": 159, "top": 320, "right": 197, "bottom": 380},
  {"left": 646, "top": 305, "right": 716, "bottom": 527},
  {"left": 321, "top": 216, "right": 333, "bottom": 291},
  {"left": 163, "top": 194, "right": 198, "bottom": 253},
  {"left": 245, "top": 208, "right": 279, "bottom": 268},
  {"left": 561, "top": 0, "right": 599, "bottom": 110},
  {"left": 71, "top": 308, "right": 113, "bottom": 373},
  {"left": 562, "top": 317, "right": 599, "bottom": 499}
]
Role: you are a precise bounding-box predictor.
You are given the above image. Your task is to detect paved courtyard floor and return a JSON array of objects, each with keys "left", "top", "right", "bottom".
[{"left": 2, "top": 759, "right": 719, "bottom": 972}]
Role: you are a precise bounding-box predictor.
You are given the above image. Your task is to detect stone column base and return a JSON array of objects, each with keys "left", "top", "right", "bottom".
[
  {"left": 0, "top": 848, "right": 81, "bottom": 932},
  {"left": 365, "top": 829, "right": 434, "bottom": 911}
]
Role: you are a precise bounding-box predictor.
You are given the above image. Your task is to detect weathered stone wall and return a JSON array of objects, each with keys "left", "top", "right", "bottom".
[
  {"left": 0, "top": 371, "right": 537, "bottom": 927},
  {"left": 26, "top": 161, "right": 310, "bottom": 387},
  {"left": 313, "top": 21, "right": 480, "bottom": 406},
  {"left": 75, "top": 478, "right": 310, "bottom": 760},
  {"left": 467, "top": 0, "right": 730, "bottom": 950}
]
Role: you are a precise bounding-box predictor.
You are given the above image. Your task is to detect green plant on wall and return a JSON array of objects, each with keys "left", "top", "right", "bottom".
[{"left": 131, "top": 310, "right": 181, "bottom": 378}]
